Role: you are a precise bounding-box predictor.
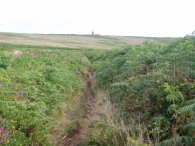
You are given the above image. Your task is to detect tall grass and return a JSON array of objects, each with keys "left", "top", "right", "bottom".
[{"left": 87, "top": 90, "right": 147, "bottom": 146}]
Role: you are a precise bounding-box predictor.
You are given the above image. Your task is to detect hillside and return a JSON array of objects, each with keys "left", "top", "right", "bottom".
[
  {"left": 0, "top": 33, "right": 194, "bottom": 146},
  {"left": 87, "top": 36, "right": 195, "bottom": 146},
  {"left": 0, "top": 32, "right": 178, "bottom": 50}
]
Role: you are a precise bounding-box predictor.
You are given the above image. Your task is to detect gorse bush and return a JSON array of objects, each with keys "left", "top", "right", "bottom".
[
  {"left": 0, "top": 45, "right": 89, "bottom": 145},
  {"left": 89, "top": 36, "right": 195, "bottom": 145}
]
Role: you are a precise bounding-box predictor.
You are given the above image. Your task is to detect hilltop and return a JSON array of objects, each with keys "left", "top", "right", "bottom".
[{"left": 0, "top": 32, "right": 178, "bottom": 49}]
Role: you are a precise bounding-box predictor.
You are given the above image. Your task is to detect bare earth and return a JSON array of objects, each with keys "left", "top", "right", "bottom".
[{"left": 56, "top": 69, "right": 96, "bottom": 146}]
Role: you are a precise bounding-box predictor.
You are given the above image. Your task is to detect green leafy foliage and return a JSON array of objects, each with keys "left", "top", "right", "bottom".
[
  {"left": 87, "top": 123, "right": 127, "bottom": 146},
  {"left": 158, "top": 136, "right": 191, "bottom": 146},
  {"left": 91, "top": 36, "right": 195, "bottom": 145},
  {"left": 0, "top": 45, "right": 89, "bottom": 145}
]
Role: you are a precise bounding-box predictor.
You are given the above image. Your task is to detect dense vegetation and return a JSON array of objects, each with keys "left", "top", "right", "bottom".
[
  {"left": 87, "top": 36, "right": 195, "bottom": 145},
  {"left": 0, "top": 36, "right": 194, "bottom": 146},
  {"left": 0, "top": 44, "right": 89, "bottom": 145}
]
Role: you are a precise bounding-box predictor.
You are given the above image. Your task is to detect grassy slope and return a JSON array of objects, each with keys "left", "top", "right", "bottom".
[
  {"left": 0, "top": 32, "right": 181, "bottom": 145},
  {"left": 0, "top": 32, "right": 179, "bottom": 50},
  {"left": 0, "top": 44, "right": 90, "bottom": 145}
]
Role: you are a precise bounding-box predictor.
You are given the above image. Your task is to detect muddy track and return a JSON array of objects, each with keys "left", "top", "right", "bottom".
[
  {"left": 85, "top": 69, "right": 96, "bottom": 117},
  {"left": 58, "top": 68, "right": 96, "bottom": 146}
]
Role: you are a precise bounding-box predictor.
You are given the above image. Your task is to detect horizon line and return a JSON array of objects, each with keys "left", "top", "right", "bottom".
[{"left": 0, "top": 31, "right": 182, "bottom": 38}]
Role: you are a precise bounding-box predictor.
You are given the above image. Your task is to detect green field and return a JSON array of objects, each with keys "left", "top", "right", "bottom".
[
  {"left": 0, "top": 33, "right": 194, "bottom": 146},
  {"left": 0, "top": 32, "right": 179, "bottom": 50}
]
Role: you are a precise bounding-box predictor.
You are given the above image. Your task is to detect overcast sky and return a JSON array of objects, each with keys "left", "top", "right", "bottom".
[{"left": 0, "top": 0, "right": 194, "bottom": 37}]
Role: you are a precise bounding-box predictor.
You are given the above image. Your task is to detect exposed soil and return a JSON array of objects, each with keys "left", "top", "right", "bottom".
[{"left": 57, "top": 68, "right": 96, "bottom": 146}]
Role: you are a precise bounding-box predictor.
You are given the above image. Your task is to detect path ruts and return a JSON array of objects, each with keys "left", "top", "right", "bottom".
[{"left": 58, "top": 68, "right": 96, "bottom": 146}]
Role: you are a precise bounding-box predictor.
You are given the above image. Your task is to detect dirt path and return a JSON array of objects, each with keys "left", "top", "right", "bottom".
[{"left": 57, "top": 69, "right": 96, "bottom": 146}]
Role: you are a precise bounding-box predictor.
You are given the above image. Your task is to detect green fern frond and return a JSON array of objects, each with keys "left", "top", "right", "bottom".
[
  {"left": 140, "top": 73, "right": 171, "bottom": 81},
  {"left": 157, "top": 136, "right": 190, "bottom": 146},
  {"left": 177, "top": 103, "right": 195, "bottom": 114},
  {"left": 189, "top": 70, "right": 195, "bottom": 79},
  {"left": 111, "top": 82, "right": 129, "bottom": 88},
  {"left": 183, "top": 122, "right": 195, "bottom": 132},
  {"left": 184, "top": 99, "right": 195, "bottom": 105}
]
